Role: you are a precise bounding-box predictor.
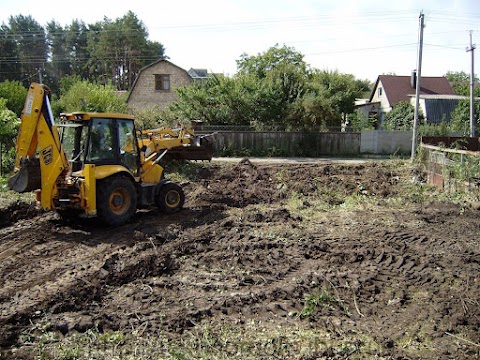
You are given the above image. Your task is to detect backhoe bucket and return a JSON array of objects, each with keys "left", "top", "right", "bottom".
[{"left": 8, "top": 158, "right": 41, "bottom": 193}]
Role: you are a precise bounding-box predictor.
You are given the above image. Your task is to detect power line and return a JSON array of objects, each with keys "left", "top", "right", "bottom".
[{"left": 307, "top": 43, "right": 418, "bottom": 56}]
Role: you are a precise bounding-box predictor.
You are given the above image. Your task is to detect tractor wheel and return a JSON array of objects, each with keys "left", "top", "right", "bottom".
[
  {"left": 97, "top": 176, "right": 137, "bottom": 226},
  {"left": 156, "top": 182, "right": 185, "bottom": 213}
]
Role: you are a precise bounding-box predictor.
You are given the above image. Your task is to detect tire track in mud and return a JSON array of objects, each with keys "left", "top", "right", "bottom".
[
  {"left": 1, "top": 161, "right": 480, "bottom": 359},
  {"left": 0, "top": 217, "right": 176, "bottom": 347},
  {"left": 155, "top": 223, "right": 441, "bottom": 330}
]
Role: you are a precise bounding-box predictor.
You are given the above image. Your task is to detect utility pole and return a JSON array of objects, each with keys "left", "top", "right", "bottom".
[
  {"left": 411, "top": 12, "right": 425, "bottom": 160},
  {"left": 466, "top": 31, "right": 476, "bottom": 137}
]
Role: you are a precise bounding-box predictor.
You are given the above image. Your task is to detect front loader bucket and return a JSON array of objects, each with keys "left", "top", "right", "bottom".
[
  {"left": 8, "top": 158, "right": 41, "bottom": 193},
  {"left": 166, "top": 146, "right": 214, "bottom": 161},
  {"left": 166, "top": 136, "right": 214, "bottom": 161}
]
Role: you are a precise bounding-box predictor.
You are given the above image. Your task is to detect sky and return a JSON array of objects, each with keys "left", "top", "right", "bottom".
[{"left": 0, "top": 0, "right": 479, "bottom": 83}]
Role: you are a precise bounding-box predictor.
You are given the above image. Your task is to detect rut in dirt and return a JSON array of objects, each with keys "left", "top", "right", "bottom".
[{"left": 0, "top": 160, "right": 479, "bottom": 359}]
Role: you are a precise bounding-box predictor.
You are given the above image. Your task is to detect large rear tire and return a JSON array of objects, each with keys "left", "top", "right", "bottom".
[
  {"left": 156, "top": 182, "right": 185, "bottom": 213},
  {"left": 97, "top": 176, "right": 137, "bottom": 226}
]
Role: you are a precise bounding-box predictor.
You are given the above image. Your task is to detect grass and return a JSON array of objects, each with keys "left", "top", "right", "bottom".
[
  {"left": 0, "top": 176, "right": 35, "bottom": 207},
  {"left": 16, "top": 322, "right": 389, "bottom": 360},
  {"left": 299, "top": 288, "right": 336, "bottom": 318}
]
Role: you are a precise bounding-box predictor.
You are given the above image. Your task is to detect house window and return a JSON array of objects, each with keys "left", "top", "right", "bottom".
[
  {"left": 155, "top": 74, "right": 170, "bottom": 91},
  {"left": 378, "top": 87, "right": 382, "bottom": 97}
]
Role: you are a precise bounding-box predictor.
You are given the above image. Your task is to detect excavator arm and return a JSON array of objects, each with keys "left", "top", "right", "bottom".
[{"left": 8, "top": 83, "right": 69, "bottom": 210}]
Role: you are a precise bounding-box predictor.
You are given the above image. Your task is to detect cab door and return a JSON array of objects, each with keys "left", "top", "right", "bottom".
[{"left": 117, "top": 119, "right": 141, "bottom": 175}]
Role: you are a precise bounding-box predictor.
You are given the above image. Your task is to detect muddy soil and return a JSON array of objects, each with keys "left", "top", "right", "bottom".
[{"left": 0, "top": 160, "right": 479, "bottom": 359}]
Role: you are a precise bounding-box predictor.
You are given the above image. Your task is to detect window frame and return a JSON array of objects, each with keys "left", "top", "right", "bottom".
[{"left": 155, "top": 74, "right": 171, "bottom": 91}]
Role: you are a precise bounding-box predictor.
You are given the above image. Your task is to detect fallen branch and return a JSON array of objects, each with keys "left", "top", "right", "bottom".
[
  {"left": 353, "top": 291, "right": 364, "bottom": 317},
  {"left": 445, "top": 332, "right": 480, "bottom": 348}
]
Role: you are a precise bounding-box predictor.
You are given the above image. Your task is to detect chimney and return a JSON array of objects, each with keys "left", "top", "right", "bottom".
[{"left": 410, "top": 70, "right": 417, "bottom": 89}]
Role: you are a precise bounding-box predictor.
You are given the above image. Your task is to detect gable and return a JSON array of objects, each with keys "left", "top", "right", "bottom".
[
  {"left": 128, "top": 60, "right": 191, "bottom": 100},
  {"left": 188, "top": 68, "right": 209, "bottom": 80},
  {"left": 127, "top": 59, "right": 193, "bottom": 110}
]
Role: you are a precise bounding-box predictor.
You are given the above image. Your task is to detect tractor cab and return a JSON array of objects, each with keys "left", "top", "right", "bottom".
[{"left": 58, "top": 113, "right": 141, "bottom": 175}]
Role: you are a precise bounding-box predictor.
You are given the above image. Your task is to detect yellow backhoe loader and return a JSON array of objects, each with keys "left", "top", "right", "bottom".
[{"left": 8, "top": 83, "right": 213, "bottom": 225}]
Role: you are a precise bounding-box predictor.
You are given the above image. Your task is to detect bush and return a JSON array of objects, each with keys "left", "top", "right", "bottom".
[
  {"left": 53, "top": 80, "right": 128, "bottom": 115},
  {"left": 0, "top": 98, "right": 20, "bottom": 174}
]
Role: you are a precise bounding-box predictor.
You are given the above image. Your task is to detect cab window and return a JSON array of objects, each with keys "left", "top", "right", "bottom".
[
  {"left": 118, "top": 119, "right": 139, "bottom": 172},
  {"left": 87, "top": 119, "right": 115, "bottom": 162}
]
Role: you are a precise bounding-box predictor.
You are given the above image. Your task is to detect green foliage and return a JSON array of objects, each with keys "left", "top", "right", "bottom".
[
  {"left": 0, "top": 98, "right": 20, "bottom": 146},
  {"left": 93, "top": 11, "right": 162, "bottom": 90},
  {"left": 445, "top": 71, "right": 480, "bottom": 96},
  {"left": 131, "top": 105, "right": 167, "bottom": 130},
  {"left": 167, "top": 45, "right": 369, "bottom": 131},
  {"left": 349, "top": 111, "right": 376, "bottom": 131},
  {"left": 0, "top": 80, "right": 28, "bottom": 116},
  {"left": 450, "top": 98, "right": 480, "bottom": 135},
  {"left": 53, "top": 80, "right": 128, "bottom": 114},
  {"left": 299, "top": 287, "right": 348, "bottom": 318},
  {"left": 296, "top": 90, "right": 338, "bottom": 129},
  {"left": 7, "top": 15, "right": 47, "bottom": 84},
  {"left": 237, "top": 44, "right": 308, "bottom": 79},
  {"left": 0, "top": 24, "right": 21, "bottom": 81},
  {"left": 383, "top": 101, "right": 424, "bottom": 130},
  {"left": 168, "top": 75, "right": 248, "bottom": 125},
  {"left": 417, "top": 120, "right": 451, "bottom": 137},
  {"left": 0, "top": 99, "right": 20, "bottom": 173},
  {"left": 310, "top": 70, "right": 366, "bottom": 124},
  {"left": 0, "top": 12, "right": 165, "bottom": 90}
]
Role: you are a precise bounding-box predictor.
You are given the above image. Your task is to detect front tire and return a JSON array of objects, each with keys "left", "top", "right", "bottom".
[
  {"left": 97, "top": 176, "right": 137, "bottom": 226},
  {"left": 156, "top": 182, "right": 185, "bottom": 213}
]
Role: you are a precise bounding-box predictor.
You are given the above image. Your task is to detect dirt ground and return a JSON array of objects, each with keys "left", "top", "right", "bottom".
[{"left": 0, "top": 159, "right": 479, "bottom": 359}]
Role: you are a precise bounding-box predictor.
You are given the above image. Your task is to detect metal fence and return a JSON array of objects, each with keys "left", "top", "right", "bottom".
[{"left": 421, "top": 142, "right": 480, "bottom": 193}]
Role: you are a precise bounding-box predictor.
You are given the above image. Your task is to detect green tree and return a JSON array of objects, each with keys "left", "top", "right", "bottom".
[
  {"left": 445, "top": 71, "right": 479, "bottom": 96},
  {"left": 348, "top": 111, "right": 376, "bottom": 131},
  {"left": 0, "top": 80, "right": 27, "bottom": 116},
  {"left": 0, "top": 98, "right": 20, "bottom": 173},
  {"left": 168, "top": 75, "right": 249, "bottom": 126},
  {"left": 295, "top": 89, "right": 338, "bottom": 130},
  {"left": 166, "top": 45, "right": 370, "bottom": 131},
  {"left": 0, "top": 24, "right": 21, "bottom": 81},
  {"left": 450, "top": 99, "right": 480, "bottom": 135},
  {"left": 45, "top": 21, "right": 70, "bottom": 90},
  {"left": 65, "top": 20, "right": 90, "bottom": 79},
  {"left": 8, "top": 15, "right": 47, "bottom": 83},
  {"left": 383, "top": 101, "right": 423, "bottom": 130},
  {"left": 310, "top": 70, "right": 367, "bottom": 126},
  {"left": 296, "top": 70, "right": 371, "bottom": 129},
  {"left": 53, "top": 80, "right": 127, "bottom": 114},
  {"left": 93, "top": 11, "right": 165, "bottom": 90},
  {"left": 236, "top": 44, "right": 308, "bottom": 128},
  {"left": 445, "top": 71, "right": 480, "bottom": 135}
]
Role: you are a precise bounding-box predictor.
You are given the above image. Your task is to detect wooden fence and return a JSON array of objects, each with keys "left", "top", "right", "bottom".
[
  {"left": 202, "top": 131, "right": 361, "bottom": 156},
  {"left": 200, "top": 130, "right": 417, "bottom": 157}
]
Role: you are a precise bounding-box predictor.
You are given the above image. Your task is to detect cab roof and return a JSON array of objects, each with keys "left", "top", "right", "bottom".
[{"left": 60, "top": 112, "right": 134, "bottom": 121}]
